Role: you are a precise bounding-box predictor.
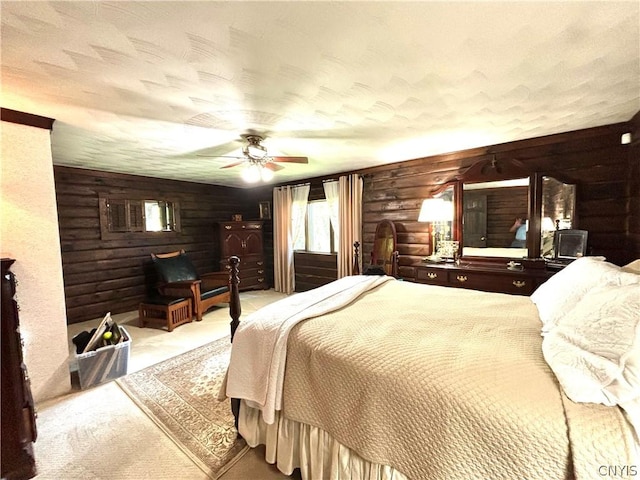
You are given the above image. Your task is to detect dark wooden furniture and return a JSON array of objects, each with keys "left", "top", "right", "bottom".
[
  {"left": 414, "top": 260, "right": 554, "bottom": 296},
  {"left": 354, "top": 220, "right": 399, "bottom": 277},
  {"left": 1, "top": 259, "right": 37, "bottom": 480},
  {"left": 219, "top": 221, "right": 267, "bottom": 290},
  {"left": 227, "top": 256, "right": 242, "bottom": 428},
  {"left": 151, "top": 250, "right": 230, "bottom": 321},
  {"left": 138, "top": 296, "right": 192, "bottom": 332}
]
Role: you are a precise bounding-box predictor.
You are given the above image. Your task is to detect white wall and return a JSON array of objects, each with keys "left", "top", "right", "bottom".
[{"left": 1, "top": 120, "right": 71, "bottom": 402}]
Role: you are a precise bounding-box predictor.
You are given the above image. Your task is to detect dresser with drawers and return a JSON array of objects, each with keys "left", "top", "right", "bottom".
[
  {"left": 219, "top": 221, "right": 268, "bottom": 290},
  {"left": 413, "top": 260, "right": 554, "bottom": 295}
]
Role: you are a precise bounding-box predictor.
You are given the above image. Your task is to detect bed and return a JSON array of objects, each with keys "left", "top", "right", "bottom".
[{"left": 220, "top": 257, "right": 640, "bottom": 480}]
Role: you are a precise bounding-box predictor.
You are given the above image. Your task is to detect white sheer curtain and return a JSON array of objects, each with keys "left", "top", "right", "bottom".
[
  {"left": 291, "top": 185, "right": 310, "bottom": 255},
  {"left": 273, "top": 184, "right": 310, "bottom": 294},
  {"left": 323, "top": 179, "right": 340, "bottom": 247},
  {"left": 337, "top": 174, "right": 363, "bottom": 278}
]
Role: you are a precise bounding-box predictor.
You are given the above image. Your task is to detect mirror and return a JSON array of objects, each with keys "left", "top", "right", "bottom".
[
  {"left": 462, "top": 178, "right": 529, "bottom": 258},
  {"left": 369, "top": 220, "right": 398, "bottom": 276},
  {"left": 541, "top": 176, "right": 577, "bottom": 258}
]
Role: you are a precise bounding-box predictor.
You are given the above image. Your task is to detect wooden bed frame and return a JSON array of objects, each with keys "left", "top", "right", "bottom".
[{"left": 226, "top": 255, "right": 242, "bottom": 427}]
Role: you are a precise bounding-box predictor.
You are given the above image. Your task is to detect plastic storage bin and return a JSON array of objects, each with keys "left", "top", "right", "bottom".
[{"left": 75, "top": 327, "right": 130, "bottom": 389}]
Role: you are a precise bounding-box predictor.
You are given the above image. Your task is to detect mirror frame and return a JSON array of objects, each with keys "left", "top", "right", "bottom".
[
  {"left": 432, "top": 157, "right": 543, "bottom": 264},
  {"left": 431, "top": 155, "right": 579, "bottom": 265}
]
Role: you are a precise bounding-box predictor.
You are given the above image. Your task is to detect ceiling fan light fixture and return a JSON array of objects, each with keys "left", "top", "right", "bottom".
[
  {"left": 260, "top": 166, "right": 274, "bottom": 181},
  {"left": 242, "top": 164, "right": 262, "bottom": 183}
]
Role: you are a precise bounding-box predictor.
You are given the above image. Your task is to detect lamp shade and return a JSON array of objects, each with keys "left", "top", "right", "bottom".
[
  {"left": 541, "top": 217, "right": 555, "bottom": 232},
  {"left": 418, "top": 198, "right": 454, "bottom": 222}
]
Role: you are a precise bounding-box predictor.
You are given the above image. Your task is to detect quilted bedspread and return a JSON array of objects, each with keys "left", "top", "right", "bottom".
[{"left": 279, "top": 280, "right": 637, "bottom": 480}]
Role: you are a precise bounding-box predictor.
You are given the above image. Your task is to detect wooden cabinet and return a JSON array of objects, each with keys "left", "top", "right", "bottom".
[
  {"left": 1, "top": 259, "right": 37, "bottom": 480},
  {"left": 414, "top": 262, "right": 553, "bottom": 296},
  {"left": 219, "top": 221, "right": 267, "bottom": 290}
]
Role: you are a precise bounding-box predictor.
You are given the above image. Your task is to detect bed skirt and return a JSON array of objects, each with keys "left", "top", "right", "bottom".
[{"left": 239, "top": 400, "right": 409, "bottom": 480}]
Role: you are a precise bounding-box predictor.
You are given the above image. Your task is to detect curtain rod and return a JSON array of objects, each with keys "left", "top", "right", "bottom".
[{"left": 273, "top": 182, "right": 310, "bottom": 191}]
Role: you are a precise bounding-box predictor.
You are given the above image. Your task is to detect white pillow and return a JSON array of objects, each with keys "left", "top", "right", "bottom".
[
  {"left": 531, "top": 256, "right": 639, "bottom": 333},
  {"left": 542, "top": 284, "right": 640, "bottom": 406}
]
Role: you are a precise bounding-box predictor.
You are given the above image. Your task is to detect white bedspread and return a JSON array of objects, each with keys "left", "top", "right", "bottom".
[{"left": 224, "top": 274, "right": 393, "bottom": 424}]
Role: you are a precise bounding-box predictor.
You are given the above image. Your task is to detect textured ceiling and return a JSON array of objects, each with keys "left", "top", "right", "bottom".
[{"left": 2, "top": 1, "right": 639, "bottom": 188}]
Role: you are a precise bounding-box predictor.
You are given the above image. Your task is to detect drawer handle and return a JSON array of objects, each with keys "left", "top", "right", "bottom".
[
  {"left": 258, "top": 269, "right": 264, "bottom": 274},
  {"left": 456, "top": 275, "right": 468, "bottom": 283},
  {"left": 224, "top": 225, "right": 231, "bottom": 230},
  {"left": 512, "top": 280, "right": 527, "bottom": 288},
  {"left": 258, "top": 278, "right": 265, "bottom": 282},
  {"left": 257, "top": 261, "right": 264, "bottom": 266},
  {"left": 427, "top": 272, "right": 437, "bottom": 279}
]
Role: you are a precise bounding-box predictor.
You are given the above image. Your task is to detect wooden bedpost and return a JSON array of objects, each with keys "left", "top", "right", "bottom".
[
  {"left": 353, "top": 241, "right": 361, "bottom": 275},
  {"left": 228, "top": 255, "right": 241, "bottom": 341},
  {"left": 227, "top": 255, "right": 242, "bottom": 432}
]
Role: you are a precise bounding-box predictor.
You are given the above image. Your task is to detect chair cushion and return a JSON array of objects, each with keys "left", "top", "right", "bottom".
[
  {"left": 153, "top": 253, "right": 198, "bottom": 283},
  {"left": 201, "top": 285, "right": 230, "bottom": 300},
  {"left": 143, "top": 295, "right": 188, "bottom": 306}
]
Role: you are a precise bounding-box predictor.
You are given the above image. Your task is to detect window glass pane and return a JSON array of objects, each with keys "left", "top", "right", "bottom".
[
  {"left": 307, "top": 201, "right": 331, "bottom": 253},
  {"left": 292, "top": 203, "right": 307, "bottom": 251},
  {"left": 293, "top": 229, "right": 306, "bottom": 250},
  {"left": 144, "top": 200, "right": 174, "bottom": 232},
  {"left": 144, "top": 201, "right": 164, "bottom": 232}
]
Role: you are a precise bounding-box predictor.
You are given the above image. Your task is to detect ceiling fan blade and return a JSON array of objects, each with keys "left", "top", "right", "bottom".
[
  {"left": 264, "top": 163, "right": 285, "bottom": 172},
  {"left": 220, "top": 160, "right": 246, "bottom": 169},
  {"left": 184, "top": 139, "right": 243, "bottom": 158},
  {"left": 271, "top": 156, "right": 309, "bottom": 164}
]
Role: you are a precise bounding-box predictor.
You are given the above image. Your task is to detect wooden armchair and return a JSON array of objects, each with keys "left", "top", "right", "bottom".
[{"left": 151, "top": 250, "right": 230, "bottom": 321}]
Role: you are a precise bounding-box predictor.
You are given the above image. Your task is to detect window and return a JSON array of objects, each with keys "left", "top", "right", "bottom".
[
  {"left": 144, "top": 200, "right": 176, "bottom": 232},
  {"left": 99, "top": 194, "right": 180, "bottom": 239},
  {"left": 294, "top": 200, "right": 337, "bottom": 253}
]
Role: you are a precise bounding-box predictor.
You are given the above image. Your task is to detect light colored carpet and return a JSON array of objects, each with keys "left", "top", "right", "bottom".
[
  {"left": 117, "top": 336, "right": 245, "bottom": 479},
  {"left": 34, "top": 290, "right": 294, "bottom": 480}
]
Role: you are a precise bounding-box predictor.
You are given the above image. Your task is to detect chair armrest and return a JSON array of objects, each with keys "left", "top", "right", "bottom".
[
  {"left": 200, "top": 272, "right": 230, "bottom": 290},
  {"left": 159, "top": 279, "right": 201, "bottom": 299}
]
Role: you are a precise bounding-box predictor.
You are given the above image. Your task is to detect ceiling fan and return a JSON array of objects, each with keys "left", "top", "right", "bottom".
[{"left": 199, "top": 134, "right": 308, "bottom": 183}]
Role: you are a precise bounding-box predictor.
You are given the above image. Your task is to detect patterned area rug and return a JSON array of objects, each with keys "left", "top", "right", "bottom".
[{"left": 117, "top": 336, "right": 247, "bottom": 479}]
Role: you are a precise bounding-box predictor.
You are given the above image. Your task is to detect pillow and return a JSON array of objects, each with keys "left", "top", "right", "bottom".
[
  {"left": 153, "top": 253, "right": 199, "bottom": 283},
  {"left": 542, "top": 284, "right": 640, "bottom": 406},
  {"left": 531, "top": 256, "right": 639, "bottom": 333},
  {"left": 622, "top": 259, "right": 640, "bottom": 274}
]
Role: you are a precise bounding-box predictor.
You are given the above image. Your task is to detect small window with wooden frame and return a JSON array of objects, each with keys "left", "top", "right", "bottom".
[{"left": 99, "top": 194, "right": 181, "bottom": 240}]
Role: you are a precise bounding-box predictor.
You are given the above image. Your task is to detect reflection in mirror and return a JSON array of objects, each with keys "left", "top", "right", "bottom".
[
  {"left": 462, "top": 178, "right": 529, "bottom": 258},
  {"left": 541, "top": 176, "right": 576, "bottom": 258},
  {"left": 418, "top": 185, "right": 455, "bottom": 261}
]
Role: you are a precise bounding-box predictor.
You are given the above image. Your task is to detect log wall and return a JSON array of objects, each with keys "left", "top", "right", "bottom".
[
  {"left": 359, "top": 121, "right": 636, "bottom": 281},
  {"left": 55, "top": 167, "right": 254, "bottom": 324},
  {"left": 55, "top": 117, "right": 638, "bottom": 323}
]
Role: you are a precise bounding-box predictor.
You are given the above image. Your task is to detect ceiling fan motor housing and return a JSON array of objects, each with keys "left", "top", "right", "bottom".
[{"left": 243, "top": 135, "right": 268, "bottom": 160}]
